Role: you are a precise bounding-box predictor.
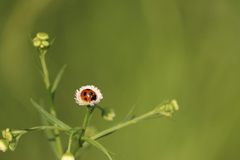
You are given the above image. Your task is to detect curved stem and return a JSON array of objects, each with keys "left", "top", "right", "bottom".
[{"left": 39, "top": 52, "right": 63, "bottom": 157}]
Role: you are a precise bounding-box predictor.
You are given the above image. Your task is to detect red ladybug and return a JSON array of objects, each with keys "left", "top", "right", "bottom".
[{"left": 81, "top": 89, "right": 97, "bottom": 102}]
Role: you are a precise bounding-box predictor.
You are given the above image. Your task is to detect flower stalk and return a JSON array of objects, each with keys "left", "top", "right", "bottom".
[
  {"left": 33, "top": 33, "right": 63, "bottom": 157},
  {"left": 79, "top": 105, "right": 95, "bottom": 147},
  {"left": 88, "top": 100, "right": 179, "bottom": 143}
]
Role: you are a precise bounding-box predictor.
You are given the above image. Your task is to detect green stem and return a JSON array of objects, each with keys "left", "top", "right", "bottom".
[
  {"left": 39, "top": 52, "right": 50, "bottom": 89},
  {"left": 72, "top": 107, "right": 166, "bottom": 155},
  {"left": 39, "top": 51, "right": 63, "bottom": 157},
  {"left": 79, "top": 105, "right": 95, "bottom": 146},
  {"left": 67, "top": 132, "right": 74, "bottom": 153},
  {"left": 88, "top": 110, "right": 156, "bottom": 142},
  {"left": 25, "top": 126, "right": 69, "bottom": 132},
  {"left": 95, "top": 104, "right": 103, "bottom": 111}
]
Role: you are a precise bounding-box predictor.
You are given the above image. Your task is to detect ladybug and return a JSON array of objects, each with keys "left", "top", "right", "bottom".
[{"left": 81, "top": 89, "right": 97, "bottom": 102}]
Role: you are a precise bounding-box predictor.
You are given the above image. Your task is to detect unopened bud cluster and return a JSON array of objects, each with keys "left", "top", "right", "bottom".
[
  {"left": 155, "top": 100, "right": 179, "bottom": 117},
  {"left": 0, "top": 128, "right": 26, "bottom": 152},
  {"left": 32, "top": 32, "right": 50, "bottom": 50}
]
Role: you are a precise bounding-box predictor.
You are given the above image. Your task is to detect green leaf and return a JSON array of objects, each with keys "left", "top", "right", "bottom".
[
  {"left": 51, "top": 64, "right": 67, "bottom": 94},
  {"left": 32, "top": 53, "right": 44, "bottom": 77},
  {"left": 31, "top": 99, "right": 71, "bottom": 130},
  {"left": 82, "top": 137, "right": 113, "bottom": 160}
]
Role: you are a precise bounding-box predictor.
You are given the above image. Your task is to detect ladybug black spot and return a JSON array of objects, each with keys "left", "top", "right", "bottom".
[
  {"left": 91, "top": 95, "right": 97, "bottom": 101},
  {"left": 84, "top": 98, "right": 88, "bottom": 101},
  {"left": 83, "top": 92, "right": 87, "bottom": 96}
]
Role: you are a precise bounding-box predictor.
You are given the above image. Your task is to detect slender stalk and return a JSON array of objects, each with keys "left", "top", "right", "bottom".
[
  {"left": 39, "top": 51, "right": 63, "bottom": 157},
  {"left": 39, "top": 52, "right": 50, "bottom": 89},
  {"left": 79, "top": 106, "right": 95, "bottom": 146},
  {"left": 88, "top": 110, "right": 155, "bottom": 142},
  {"left": 25, "top": 126, "right": 68, "bottom": 132},
  {"left": 67, "top": 132, "right": 75, "bottom": 153}
]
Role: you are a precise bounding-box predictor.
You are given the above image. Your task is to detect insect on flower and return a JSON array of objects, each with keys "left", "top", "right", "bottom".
[{"left": 75, "top": 85, "right": 103, "bottom": 106}]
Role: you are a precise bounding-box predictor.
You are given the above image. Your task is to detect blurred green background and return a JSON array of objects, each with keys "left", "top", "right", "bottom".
[{"left": 1, "top": 0, "right": 240, "bottom": 159}]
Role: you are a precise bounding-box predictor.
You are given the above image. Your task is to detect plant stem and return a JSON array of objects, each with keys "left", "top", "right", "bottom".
[
  {"left": 67, "top": 132, "right": 75, "bottom": 153},
  {"left": 39, "top": 51, "right": 50, "bottom": 89},
  {"left": 25, "top": 126, "right": 68, "bottom": 132},
  {"left": 39, "top": 51, "right": 63, "bottom": 157},
  {"left": 88, "top": 110, "right": 156, "bottom": 142},
  {"left": 79, "top": 106, "right": 95, "bottom": 147}
]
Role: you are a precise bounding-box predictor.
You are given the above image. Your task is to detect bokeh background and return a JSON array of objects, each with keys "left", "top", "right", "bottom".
[{"left": 1, "top": 0, "right": 240, "bottom": 160}]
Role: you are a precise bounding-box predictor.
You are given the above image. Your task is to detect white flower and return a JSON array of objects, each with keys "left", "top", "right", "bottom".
[{"left": 75, "top": 85, "right": 103, "bottom": 106}]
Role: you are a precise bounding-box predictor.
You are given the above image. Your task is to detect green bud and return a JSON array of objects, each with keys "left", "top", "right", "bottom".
[
  {"left": 2, "top": 130, "right": 6, "bottom": 139},
  {"left": 102, "top": 107, "right": 116, "bottom": 121},
  {"left": 41, "top": 40, "right": 50, "bottom": 47},
  {"left": 36, "top": 32, "right": 49, "bottom": 40},
  {"left": 171, "top": 99, "right": 179, "bottom": 111},
  {"left": 8, "top": 142, "right": 16, "bottom": 151},
  {"left": 8, "top": 134, "right": 23, "bottom": 151},
  {"left": 2, "top": 128, "right": 13, "bottom": 142},
  {"left": 0, "top": 139, "right": 9, "bottom": 152},
  {"left": 33, "top": 39, "right": 41, "bottom": 47},
  {"left": 154, "top": 100, "right": 179, "bottom": 117},
  {"left": 61, "top": 152, "right": 75, "bottom": 160},
  {"left": 5, "top": 132, "right": 13, "bottom": 142}
]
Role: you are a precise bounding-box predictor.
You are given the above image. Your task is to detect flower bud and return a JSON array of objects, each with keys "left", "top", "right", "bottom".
[
  {"left": 0, "top": 139, "right": 9, "bottom": 152},
  {"left": 33, "top": 39, "right": 41, "bottom": 47},
  {"left": 41, "top": 40, "right": 50, "bottom": 47},
  {"left": 2, "top": 128, "right": 13, "bottom": 142},
  {"left": 36, "top": 32, "right": 49, "bottom": 40},
  {"left": 32, "top": 32, "right": 51, "bottom": 50},
  {"left": 61, "top": 152, "right": 75, "bottom": 160},
  {"left": 154, "top": 100, "right": 179, "bottom": 117},
  {"left": 5, "top": 132, "right": 13, "bottom": 142},
  {"left": 2, "top": 130, "right": 6, "bottom": 139},
  {"left": 102, "top": 107, "right": 116, "bottom": 121},
  {"left": 8, "top": 142, "right": 16, "bottom": 151},
  {"left": 171, "top": 99, "right": 179, "bottom": 111}
]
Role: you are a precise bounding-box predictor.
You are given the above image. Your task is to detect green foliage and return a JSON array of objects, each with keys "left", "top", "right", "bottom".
[
  {"left": 51, "top": 64, "right": 67, "bottom": 95},
  {"left": 82, "top": 137, "right": 114, "bottom": 160},
  {"left": 30, "top": 99, "right": 71, "bottom": 130}
]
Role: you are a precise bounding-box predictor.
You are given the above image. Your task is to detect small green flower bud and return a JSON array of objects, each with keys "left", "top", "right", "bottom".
[
  {"left": 0, "top": 139, "right": 9, "bottom": 152},
  {"left": 40, "top": 44, "right": 45, "bottom": 49},
  {"left": 36, "top": 32, "right": 49, "bottom": 40},
  {"left": 8, "top": 142, "right": 16, "bottom": 151},
  {"left": 33, "top": 39, "right": 41, "bottom": 47},
  {"left": 7, "top": 133, "right": 23, "bottom": 151},
  {"left": 171, "top": 99, "right": 179, "bottom": 111},
  {"left": 41, "top": 40, "right": 50, "bottom": 47},
  {"left": 2, "top": 128, "right": 13, "bottom": 142},
  {"left": 2, "top": 130, "right": 6, "bottom": 139},
  {"left": 5, "top": 132, "right": 13, "bottom": 142},
  {"left": 61, "top": 152, "right": 75, "bottom": 160},
  {"left": 102, "top": 107, "right": 116, "bottom": 121}
]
